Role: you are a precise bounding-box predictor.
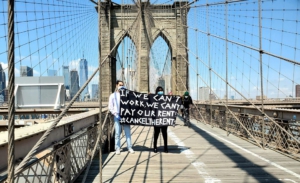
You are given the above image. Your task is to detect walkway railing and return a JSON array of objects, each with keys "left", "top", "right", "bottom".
[
  {"left": 191, "top": 106, "right": 300, "bottom": 160},
  {"left": 1, "top": 109, "right": 114, "bottom": 183}
]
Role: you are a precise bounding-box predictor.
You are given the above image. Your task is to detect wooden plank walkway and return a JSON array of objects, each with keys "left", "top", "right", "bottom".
[{"left": 76, "top": 118, "right": 300, "bottom": 183}]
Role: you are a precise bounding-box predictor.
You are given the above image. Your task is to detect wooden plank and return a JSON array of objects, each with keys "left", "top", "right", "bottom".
[{"left": 75, "top": 118, "right": 300, "bottom": 183}]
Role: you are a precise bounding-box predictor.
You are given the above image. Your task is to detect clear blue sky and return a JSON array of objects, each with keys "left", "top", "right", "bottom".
[{"left": 0, "top": 0, "right": 299, "bottom": 99}]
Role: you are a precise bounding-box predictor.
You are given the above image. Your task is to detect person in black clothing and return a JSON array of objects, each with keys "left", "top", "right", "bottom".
[
  {"left": 182, "top": 91, "right": 193, "bottom": 125},
  {"left": 153, "top": 86, "right": 168, "bottom": 153}
]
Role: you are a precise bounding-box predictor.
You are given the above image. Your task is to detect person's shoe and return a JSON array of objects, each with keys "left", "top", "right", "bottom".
[
  {"left": 128, "top": 149, "right": 135, "bottom": 154},
  {"left": 115, "top": 149, "right": 121, "bottom": 155},
  {"left": 153, "top": 148, "right": 158, "bottom": 153},
  {"left": 184, "top": 123, "right": 187, "bottom": 126},
  {"left": 164, "top": 148, "right": 169, "bottom": 153}
]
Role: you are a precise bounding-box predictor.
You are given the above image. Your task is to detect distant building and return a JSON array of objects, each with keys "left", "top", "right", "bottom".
[
  {"left": 230, "top": 95, "right": 234, "bottom": 100},
  {"left": 199, "top": 87, "right": 209, "bottom": 101},
  {"left": 84, "top": 93, "right": 90, "bottom": 101},
  {"left": 4, "top": 87, "right": 8, "bottom": 102},
  {"left": 20, "top": 66, "right": 33, "bottom": 77},
  {"left": 70, "top": 70, "right": 80, "bottom": 101},
  {"left": 79, "top": 59, "right": 88, "bottom": 101},
  {"left": 296, "top": 85, "right": 300, "bottom": 97},
  {"left": 209, "top": 93, "right": 217, "bottom": 100},
  {"left": 256, "top": 95, "right": 267, "bottom": 100},
  {"left": 65, "top": 89, "right": 70, "bottom": 101},
  {"left": 0, "top": 95, "right": 3, "bottom": 105},
  {"left": 62, "top": 66, "right": 70, "bottom": 89},
  {"left": 48, "top": 69, "right": 57, "bottom": 76},
  {"left": 0, "top": 64, "right": 6, "bottom": 98},
  {"left": 92, "top": 84, "right": 98, "bottom": 99}
]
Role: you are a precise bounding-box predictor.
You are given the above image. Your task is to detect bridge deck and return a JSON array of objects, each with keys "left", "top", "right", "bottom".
[{"left": 77, "top": 118, "right": 300, "bottom": 183}]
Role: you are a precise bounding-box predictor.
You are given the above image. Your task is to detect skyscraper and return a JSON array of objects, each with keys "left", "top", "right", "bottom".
[
  {"left": 92, "top": 84, "right": 99, "bottom": 99},
  {"left": 4, "top": 87, "right": 8, "bottom": 102},
  {"left": 70, "top": 70, "right": 80, "bottom": 101},
  {"left": 79, "top": 59, "right": 88, "bottom": 101},
  {"left": 62, "top": 66, "right": 70, "bottom": 89},
  {"left": 199, "top": 87, "right": 210, "bottom": 101},
  {"left": 0, "top": 64, "right": 6, "bottom": 98},
  {"left": 48, "top": 69, "right": 57, "bottom": 76},
  {"left": 20, "top": 66, "right": 33, "bottom": 77}
]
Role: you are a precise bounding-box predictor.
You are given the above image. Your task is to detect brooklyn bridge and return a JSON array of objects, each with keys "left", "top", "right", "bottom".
[{"left": 0, "top": 0, "right": 299, "bottom": 182}]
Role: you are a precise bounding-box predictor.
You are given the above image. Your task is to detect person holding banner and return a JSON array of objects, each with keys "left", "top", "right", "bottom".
[
  {"left": 153, "top": 86, "right": 169, "bottom": 153},
  {"left": 108, "top": 80, "right": 135, "bottom": 155}
]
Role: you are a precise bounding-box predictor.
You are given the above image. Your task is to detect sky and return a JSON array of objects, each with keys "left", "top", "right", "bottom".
[
  {"left": 0, "top": 0, "right": 300, "bottom": 100},
  {"left": 0, "top": 0, "right": 99, "bottom": 95},
  {"left": 186, "top": 0, "right": 300, "bottom": 100}
]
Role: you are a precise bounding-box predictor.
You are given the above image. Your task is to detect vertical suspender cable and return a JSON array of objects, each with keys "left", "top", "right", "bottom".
[
  {"left": 183, "top": 2, "right": 188, "bottom": 91},
  {"left": 225, "top": 0, "right": 228, "bottom": 133},
  {"left": 206, "top": 1, "right": 212, "bottom": 125},
  {"left": 258, "top": 0, "right": 265, "bottom": 149},
  {"left": 7, "top": 0, "right": 15, "bottom": 182},
  {"left": 196, "top": 31, "right": 198, "bottom": 101},
  {"left": 121, "top": 0, "right": 125, "bottom": 82}
]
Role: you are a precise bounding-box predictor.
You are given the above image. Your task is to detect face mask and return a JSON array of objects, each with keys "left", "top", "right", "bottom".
[
  {"left": 118, "top": 86, "right": 125, "bottom": 90},
  {"left": 157, "top": 91, "right": 164, "bottom": 95}
]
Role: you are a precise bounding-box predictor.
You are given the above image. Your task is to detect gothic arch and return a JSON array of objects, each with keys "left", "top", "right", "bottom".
[
  {"left": 151, "top": 29, "right": 175, "bottom": 57},
  {"left": 112, "top": 31, "right": 137, "bottom": 57}
]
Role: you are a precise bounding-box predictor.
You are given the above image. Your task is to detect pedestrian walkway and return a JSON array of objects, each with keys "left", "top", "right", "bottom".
[{"left": 77, "top": 117, "right": 300, "bottom": 183}]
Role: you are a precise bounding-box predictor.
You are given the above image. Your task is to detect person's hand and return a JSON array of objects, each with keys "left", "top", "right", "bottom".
[{"left": 115, "top": 113, "right": 121, "bottom": 120}]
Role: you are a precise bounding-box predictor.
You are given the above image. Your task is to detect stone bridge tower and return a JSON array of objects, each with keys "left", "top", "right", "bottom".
[{"left": 98, "top": 0, "right": 189, "bottom": 101}]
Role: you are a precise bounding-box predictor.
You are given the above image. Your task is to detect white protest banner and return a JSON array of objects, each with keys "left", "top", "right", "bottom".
[{"left": 119, "top": 89, "right": 182, "bottom": 126}]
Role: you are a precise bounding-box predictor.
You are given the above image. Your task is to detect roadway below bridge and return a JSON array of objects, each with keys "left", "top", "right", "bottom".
[{"left": 76, "top": 118, "right": 300, "bottom": 183}]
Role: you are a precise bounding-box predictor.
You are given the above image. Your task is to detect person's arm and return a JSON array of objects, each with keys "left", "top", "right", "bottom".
[{"left": 108, "top": 94, "right": 116, "bottom": 115}]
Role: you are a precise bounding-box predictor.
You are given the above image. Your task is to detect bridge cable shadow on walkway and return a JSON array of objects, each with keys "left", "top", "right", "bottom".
[
  {"left": 114, "top": 125, "right": 193, "bottom": 182},
  {"left": 102, "top": 125, "right": 178, "bottom": 182},
  {"left": 177, "top": 120, "right": 286, "bottom": 182},
  {"left": 78, "top": 118, "right": 285, "bottom": 182},
  {"left": 102, "top": 124, "right": 190, "bottom": 183},
  {"left": 75, "top": 125, "right": 142, "bottom": 183}
]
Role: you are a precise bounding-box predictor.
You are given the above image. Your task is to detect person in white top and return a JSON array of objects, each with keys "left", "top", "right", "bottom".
[{"left": 108, "top": 80, "right": 134, "bottom": 155}]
